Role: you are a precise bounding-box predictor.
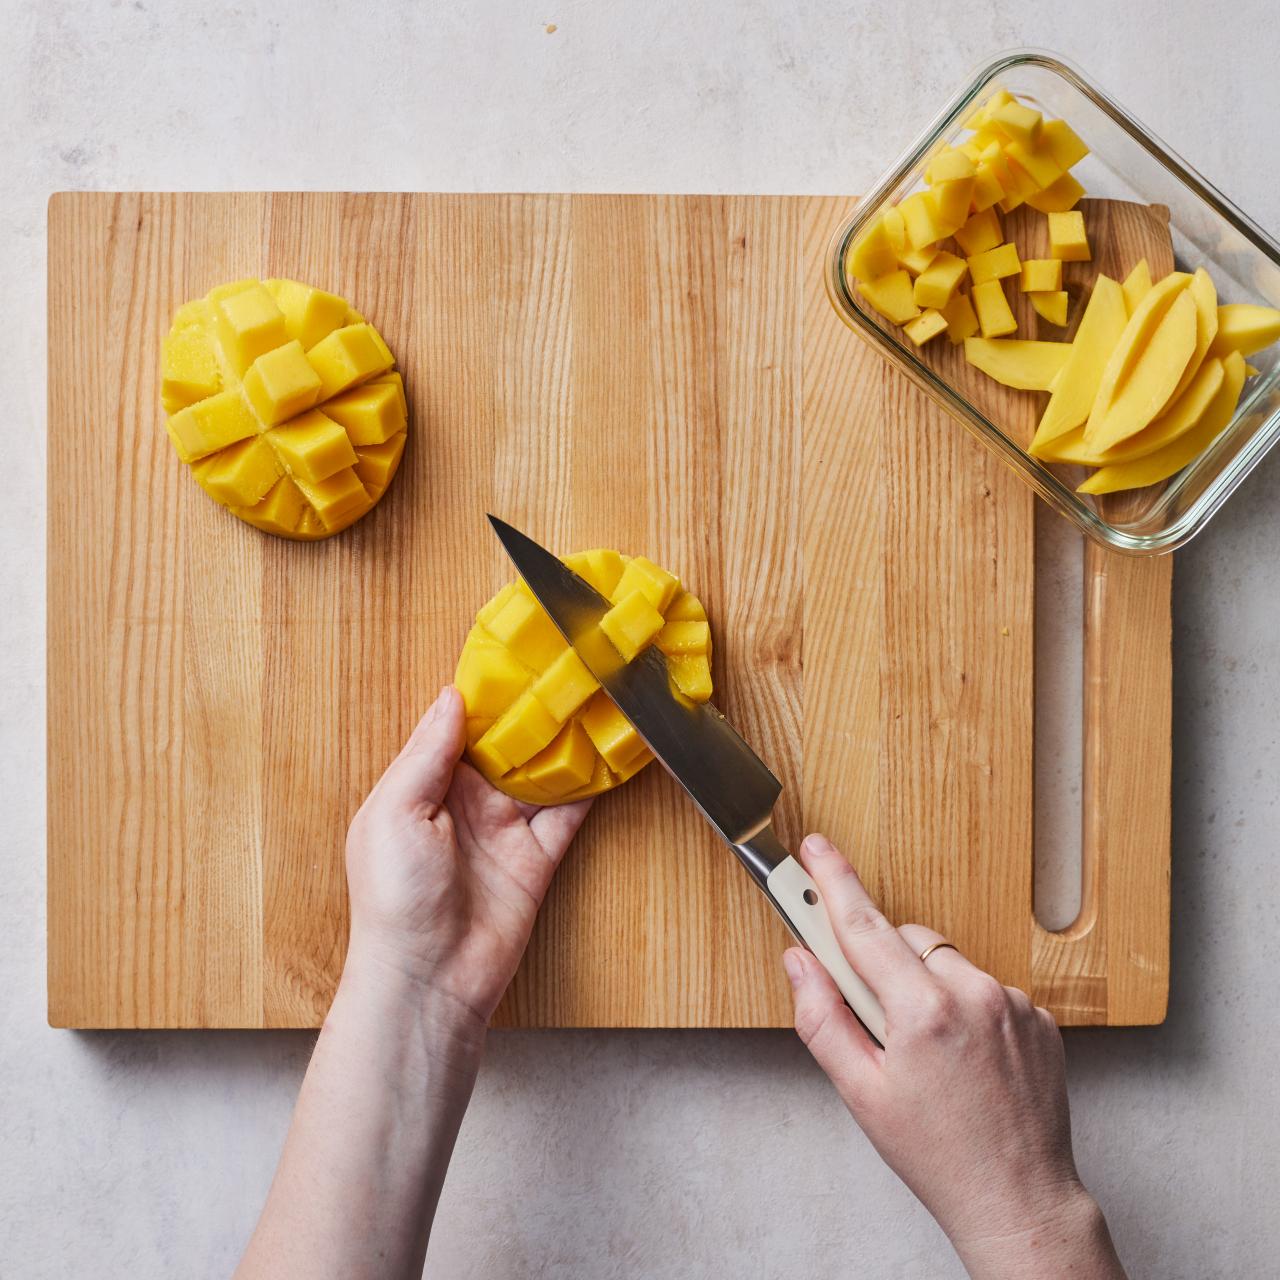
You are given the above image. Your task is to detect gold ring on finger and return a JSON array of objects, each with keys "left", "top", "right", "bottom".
[{"left": 919, "top": 941, "right": 959, "bottom": 964}]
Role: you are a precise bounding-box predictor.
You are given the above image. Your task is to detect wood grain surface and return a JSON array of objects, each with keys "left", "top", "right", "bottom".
[{"left": 47, "top": 193, "right": 1171, "bottom": 1028}]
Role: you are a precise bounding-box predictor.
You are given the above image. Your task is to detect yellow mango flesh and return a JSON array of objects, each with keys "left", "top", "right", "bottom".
[
  {"left": 972, "top": 280, "right": 1017, "bottom": 338},
  {"left": 1029, "top": 291, "right": 1069, "bottom": 327},
  {"left": 1085, "top": 283, "right": 1197, "bottom": 452},
  {"left": 456, "top": 552, "right": 712, "bottom": 804},
  {"left": 160, "top": 278, "right": 407, "bottom": 539},
  {"left": 1209, "top": 303, "right": 1280, "bottom": 357},
  {"left": 1047, "top": 211, "right": 1090, "bottom": 261},
  {"left": 913, "top": 251, "right": 968, "bottom": 310},
  {"left": 964, "top": 338, "right": 1071, "bottom": 390},
  {"left": 1025, "top": 172, "right": 1085, "bottom": 214},
  {"left": 1121, "top": 259, "right": 1152, "bottom": 315},
  {"left": 1030, "top": 275, "right": 1128, "bottom": 450},
  {"left": 1079, "top": 351, "right": 1246, "bottom": 494},
  {"left": 1037, "top": 357, "right": 1225, "bottom": 466},
  {"left": 847, "top": 217, "right": 898, "bottom": 283},
  {"left": 857, "top": 270, "right": 921, "bottom": 325},
  {"left": 904, "top": 309, "right": 948, "bottom": 346}
]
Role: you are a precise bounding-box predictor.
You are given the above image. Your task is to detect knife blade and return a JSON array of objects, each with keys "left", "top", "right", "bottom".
[{"left": 487, "top": 515, "right": 886, "bottom": 1045}]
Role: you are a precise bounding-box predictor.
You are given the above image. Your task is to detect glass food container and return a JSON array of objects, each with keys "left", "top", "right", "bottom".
[{"left": 825, "top": 49, "right": 1280, "bottom": 554}]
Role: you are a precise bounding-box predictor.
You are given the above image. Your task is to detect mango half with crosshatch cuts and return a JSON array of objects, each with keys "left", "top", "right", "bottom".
[
  {"left": 160, "top": 278, "right": 409, "bottom": 539},
  {"left": 454, "top": 550, "right": 713, "bottom": 804}
]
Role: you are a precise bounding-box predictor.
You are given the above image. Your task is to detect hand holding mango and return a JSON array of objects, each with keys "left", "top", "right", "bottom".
[{"left": 846, "top": 88, "right": 1280, "bottom": 496}]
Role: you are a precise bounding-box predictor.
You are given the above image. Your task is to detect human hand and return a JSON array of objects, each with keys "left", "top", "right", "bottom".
[
  {"left": 344, "top": 685, "right": 592, "bottom": 1033},
  {"left": 783, "top": 835, "right": 1125, "bottom": 1280}
]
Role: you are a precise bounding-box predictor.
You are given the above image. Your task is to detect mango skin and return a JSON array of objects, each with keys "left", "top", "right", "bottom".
[
  {"left": 456, "top": 552, "right": 712, "bottom": 804},
  {"left": 160, "top": 279, "right": 407, "bottom": 539}
]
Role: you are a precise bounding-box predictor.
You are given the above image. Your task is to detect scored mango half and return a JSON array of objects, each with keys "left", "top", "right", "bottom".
[
  {"left": 160, "top": 278, "right": 408, "bottom": 539},
  {"left": 455, "top": 551, "right": 713, "bottom": 804}
]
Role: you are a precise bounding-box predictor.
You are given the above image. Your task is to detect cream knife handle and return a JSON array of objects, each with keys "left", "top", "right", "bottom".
[{"left": 750, "top": 849, "right": 886, "bottom": 1047}]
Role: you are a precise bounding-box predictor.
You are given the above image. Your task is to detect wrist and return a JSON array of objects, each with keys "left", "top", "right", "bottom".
[
  {"left": 950, "top": 1183, "right": 1123, "bottom": 1280},
  {"left": 335, "top": 933, "right": 489, "bottom": 1082}
]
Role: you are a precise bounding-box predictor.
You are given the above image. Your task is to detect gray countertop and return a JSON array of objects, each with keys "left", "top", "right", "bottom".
[{"left": 4, "top": 2, "right": 1278, "bottom": 1275}]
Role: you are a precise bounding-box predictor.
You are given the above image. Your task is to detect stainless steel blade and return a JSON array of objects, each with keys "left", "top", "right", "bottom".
[{"left": 487, "top": 515, "right": 782, "bottom": 850}]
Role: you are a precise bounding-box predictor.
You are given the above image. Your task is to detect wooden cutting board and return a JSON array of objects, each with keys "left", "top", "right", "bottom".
[{"left": 47, "top": 193, "right": 1171, "bottom": 1029}]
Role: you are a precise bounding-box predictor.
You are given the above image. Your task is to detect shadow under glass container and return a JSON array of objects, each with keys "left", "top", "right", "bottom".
[{"left": 825, "top": 49, "right": 1280, "bottom": 554}]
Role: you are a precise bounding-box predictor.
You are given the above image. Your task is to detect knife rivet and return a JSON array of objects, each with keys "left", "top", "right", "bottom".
[{"left": 803, "top": 889, "right": 818, "bottom": 906}]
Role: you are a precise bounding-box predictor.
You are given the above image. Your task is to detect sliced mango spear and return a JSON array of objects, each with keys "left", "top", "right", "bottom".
[
  {"left": 1121, "top": 260, "right": 1152, "bottom": 315},
  {"left": 1030, "top": 275, "right": 1127, "bottom": 451},
  {"left": 1083, "top": 272, "right": 1194, "bottom": 452},
  {"left": 1041, "top": 357, "right": 1226, "bottom": 467},
  {"left": 1209, "top": 303, "right": 1280, "bottom": 357},
  {"left": 1165, "top": 268, "right": 1218, "bottom": 406},
  {"left": 963, "top": 338, "right": 1071, "bottom": 390},
  {"left": 1078, "top": 350, "right": 1246, "bottom": 494}
]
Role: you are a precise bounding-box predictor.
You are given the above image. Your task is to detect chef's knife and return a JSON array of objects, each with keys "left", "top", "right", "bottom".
[{"left": 487, "top": 516, "right": 887, "bottom": 1046}]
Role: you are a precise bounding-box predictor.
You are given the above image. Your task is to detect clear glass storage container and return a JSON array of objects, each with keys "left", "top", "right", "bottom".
[{"left": 825, "top": 50, "right": 1280, "bottom": 554}]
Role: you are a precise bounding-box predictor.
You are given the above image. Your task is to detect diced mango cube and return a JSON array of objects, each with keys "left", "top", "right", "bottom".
[
  {"left": 168, "top": 389, "right": 260, "bottom": 460},
  {"left": 1004, "top": 140, "right": 1063, "bottom": 191},
  {"left": 161, "top": 325, "right": 221, "bottom": 410},
  {"left": 292, "top": 466, "right": 370, "bottom": 531},
  {"left": 988, "top": 99, "right": 1042, "bottom": 145},
  {"left": 306, "top": 323, "right": 395, "bottom": 398},
  {"left": 904, "top": 309, "right": 948, "bottom": 346},
  {"left": 972, "top": 280, "right": 1018, "bottom": 338},
  {"left": 953, "top": 208, "right": 1003, "bottom": 259},
  {"left": 483, "top": 588, "right": 567, "bottom": 672},
  {"left": 668, "top": 654, "right": 713, "bottom": 703},
  {"left": 564, "top": 548, "right": 625, "bottom": 598},
  {"left": 1048, "top": 210, "right": 1091, "bottom": 262},
  {"left": 913, "top": 251, "right": 968, "bottom": 310},
  {"left": 353, "top": 433, "right": 407, "bottom": 493},
  {"left": 1030, "top": 291, "right": 1070, "bottom": 327},
  {"left": 525, "top": 722, "right": 596, "bottom": 795},
  {"left": 368, "top": 370, "right": 408, "bottom": 418},
  {"left": 236, "top": 475, "right": 307, "bottom": 535},
  {"left": 321, "top": 380, "right": 406, "bottom": 446},
  {"left": 580, "top": 691, "right": 646, "bottom": 772},
  {"left": 214, "top": 284, "right": 287, "bottom": 376},
  {"left": 857, "top": 270, "right": 920, "bottom": 325},
  {"left": 882, "top": 205, "right": 908, "bottom": 253},
  {"left": 1040, "top": 118, "right": 1089, "bottom": 171},
  {"left": 600, "top": 589, "right": 665, "bottom": 661},
  {"left": 928, "top": 178, "right": 974, "bottom": 238},
  {"left": 657, "top": 620, "right": 710, "bottom": 656},
  {"left": 531, "top": 647, "right": 600, "bottom": 721},
  {"left": 1026, "top": 172, "right": 1085, "bottom": 214},
  {"left": 899, "top": 191, "right": 947, "bottom": 250},
  {"left": 896, "top": 245, "right": 939, "bottom": 276},
  {"left": 970, "top": 161, "right": 1007, "bottom": 213},
  {"left": 927, "top": 148, "right": 976, "bottom": 183},
  {"left": 455, "top": 630, "right": 532, "bottom": 718},
  {"left": 265, "top": 279, "right": 349, "bottom": 352},
  {"left": 1020, "top": 259, "right": 1063, "bottom": 293},
  {"left": 478, "top": 692, "right": 561, "bottom": 770},
  {"left": 967, "top": 242, "right": 1022, "bottom": 286},
  {"left": 611, "top": 555, "right": 680, "bottom": 611},
  {"left": 242, "top": 340, "right": 323, "bottom": 425},
  {"left": 941, "top": 292, "right": 980, "bottom": 344},
  {"left": 197, "top": 435, "right": 284, "bottom": 507},
  {"left": 846, "top": 217, "right": 898, "bottom": 282},
  {"left": 267, "top": 410, "right": 358, "bottom": 482},
  {"left": 664, "top": 591, "right": 707, "bottom": 622}
]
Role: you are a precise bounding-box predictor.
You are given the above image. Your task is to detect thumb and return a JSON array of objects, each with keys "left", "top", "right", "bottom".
[{"left": 374, "top": 686, "right": 467, "bottom": 812}]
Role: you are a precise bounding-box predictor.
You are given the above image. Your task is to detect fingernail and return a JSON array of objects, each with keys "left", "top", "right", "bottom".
[
  {"left": 783, "top": 949, "right": 808, "bottom": 987},
  {"left": 802, "top": 833, "right": 836, "bottom": 858}
]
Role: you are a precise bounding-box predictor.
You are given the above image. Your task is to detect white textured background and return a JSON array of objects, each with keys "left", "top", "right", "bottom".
[{"left": 4, "top": 2, "right": 1279, "bottom": 1276}]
